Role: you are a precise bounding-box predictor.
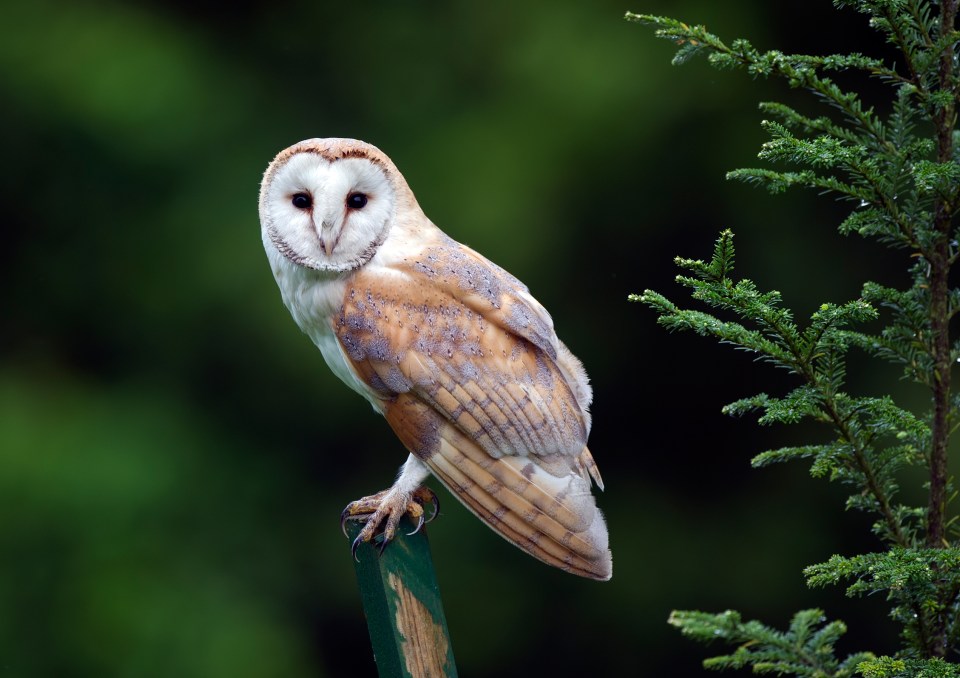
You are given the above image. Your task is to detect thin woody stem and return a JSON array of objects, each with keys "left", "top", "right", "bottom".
[
  {"left": 926, "top": 0, "right": 957, "bottom": 553},
  {"left": 924, "top": 0, "right": 957, "bottom": 659}
]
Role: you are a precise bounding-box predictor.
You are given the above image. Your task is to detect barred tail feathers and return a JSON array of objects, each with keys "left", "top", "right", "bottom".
[{"left": 385, "top": 393, "right": 611, "bottom": 580}]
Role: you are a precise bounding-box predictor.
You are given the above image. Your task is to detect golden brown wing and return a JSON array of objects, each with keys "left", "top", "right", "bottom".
[
  {"left": 337, "top": 261, "right": 586, "bottom": 457},
  {"left": 333, "top": 255, "right": 611, "bottom": 580}
]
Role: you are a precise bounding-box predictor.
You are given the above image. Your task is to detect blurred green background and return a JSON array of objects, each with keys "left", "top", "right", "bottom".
[{"left": 1, "top": 0, "right": 941, "bottom": 675}]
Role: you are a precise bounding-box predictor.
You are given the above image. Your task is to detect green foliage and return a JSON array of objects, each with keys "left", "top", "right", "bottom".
[
  {"left": 806, "top": 549, "right": 960, "bottom": 652},
  {"left": 629, "top": 0, "right": 960, "bottom": 673},
  {"left": 633, "top": 231, "right": 925, "bottom": 545},
  {"left": 667, "top": 609, "right": 874, "bottom": 677},
  {"left": 858, "top": 656, "right": 960, "bottom": 677}
]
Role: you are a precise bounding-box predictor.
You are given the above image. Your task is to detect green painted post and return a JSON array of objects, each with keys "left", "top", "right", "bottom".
[{"left": 346, "top": 517, "right": 458, "bottom": 678}]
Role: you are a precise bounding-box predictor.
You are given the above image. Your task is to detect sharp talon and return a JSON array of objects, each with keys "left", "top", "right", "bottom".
[
  {"left": 342, "top": 488, "right": 438, "bottom": 560},
  {"left": 351, "top": 535, "right": 363, "bottom": 562},
  {"left": 407, "top": 512, "right": 425, "bottom": 536}
]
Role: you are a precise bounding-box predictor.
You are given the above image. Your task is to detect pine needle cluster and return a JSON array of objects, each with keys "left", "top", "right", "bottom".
[{"left": 627, "top": 1, "right": 960, "bottom": 673}]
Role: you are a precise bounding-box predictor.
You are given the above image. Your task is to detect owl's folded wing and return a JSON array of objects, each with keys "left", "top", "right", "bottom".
[
  {"left": 336, "top": 263, "right": 589, "bottom": 460},
  {"left": 334, "top": 262, "right": 611, "bottom": 579}
]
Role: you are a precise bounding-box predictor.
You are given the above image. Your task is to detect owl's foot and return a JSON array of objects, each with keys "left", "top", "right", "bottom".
[{"left": 340, "top": 486, "right": 439, "bottom": 559}]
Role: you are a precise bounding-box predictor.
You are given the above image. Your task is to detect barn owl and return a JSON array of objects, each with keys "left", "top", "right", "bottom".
[{"left": 258, "top": 138, "right": 611, "bottom": 580}]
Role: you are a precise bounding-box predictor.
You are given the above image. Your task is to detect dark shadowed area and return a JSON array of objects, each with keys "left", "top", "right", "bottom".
[{"left": 2, "top": 1, "right": 942, "bottom": 675}]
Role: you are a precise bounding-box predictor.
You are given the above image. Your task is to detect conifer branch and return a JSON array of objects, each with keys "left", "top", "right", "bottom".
[
  {"left": 630, "top": 0, "right": 960, "bottom": 669},
  {"left": 667, "top": 608, "right": 872, "bottom": 677},
  {"left": 906, "top": 0, "right": 938, "bottom": 50},
  {"left": 636, "top": 232, "right": 911, "bottom": 549},
  {"left": 879, "top": 3, "right": 928, "bottom": 91}
]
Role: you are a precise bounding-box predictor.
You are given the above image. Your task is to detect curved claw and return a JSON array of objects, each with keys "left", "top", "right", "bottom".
[
  {"left": 377, "top": 535, "right": 390, "bottom": 557},
  {"left": 425, "top": 492, "right": 440, "bottom": 524},
  {"left": 407, "top": 511, "right": 426, "bottom": 536},
  {"left": 351, "top": 534, "right": 364, "bottom": 562},
  {"left": 340, "top": 508, "right": 352, "bottom": 538}
]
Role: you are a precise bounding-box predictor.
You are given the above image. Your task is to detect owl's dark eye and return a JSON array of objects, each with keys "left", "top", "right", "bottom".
[
  {"left": 291, "top": 193, "right": 312, "bottom": 209},
  {"left": 346, "top": 192, "right": 368, "bottom": 209}
]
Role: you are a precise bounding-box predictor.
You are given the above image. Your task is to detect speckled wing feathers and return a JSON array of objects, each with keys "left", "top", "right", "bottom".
[
  {"left": 407, "top": 236, "right": 561, "bottom": 360},
  {"left": 337, "top": 265, "right": 587, "bottom": 458},
  {"left": 335, "top": 242, "right": 611, "bottom": 579}
]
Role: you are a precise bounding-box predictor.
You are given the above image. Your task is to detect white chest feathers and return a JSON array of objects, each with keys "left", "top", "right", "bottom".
[{"left": 265, "top": 237, "right": 383, "bottom": 410}]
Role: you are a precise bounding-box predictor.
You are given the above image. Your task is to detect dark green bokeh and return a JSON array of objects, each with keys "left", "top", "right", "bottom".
[{"left": 1, "top": 1, "right": 937, "bottom": 675}]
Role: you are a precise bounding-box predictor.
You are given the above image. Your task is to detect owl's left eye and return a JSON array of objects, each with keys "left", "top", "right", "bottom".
[
  {"left": 346, "top": 192, "right": 368, "bottom": 209},
  {"left": 291, "top": 193, "right": 312, "bottom": 209}
]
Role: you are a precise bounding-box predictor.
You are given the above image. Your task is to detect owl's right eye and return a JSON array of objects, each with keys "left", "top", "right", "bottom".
[{"left": 291, "top": 193, "right": 312, "bottom": 209}]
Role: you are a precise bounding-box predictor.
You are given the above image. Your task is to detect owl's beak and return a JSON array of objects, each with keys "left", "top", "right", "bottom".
[
  {"left": 320, "top": 233, "right": 334, "bottom": 256},
  {"left": 318, "top": 219, "right": 338, "bottom": 256}
]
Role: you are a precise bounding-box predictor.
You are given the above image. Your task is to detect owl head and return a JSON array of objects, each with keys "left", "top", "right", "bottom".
[{"left": 259, "top": 138, "right": 418, "bottom": 272}]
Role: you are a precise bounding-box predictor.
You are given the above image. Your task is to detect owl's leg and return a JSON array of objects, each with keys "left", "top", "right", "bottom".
[{"left": 340, "top": 454, "right": 440, "bottom": 557}]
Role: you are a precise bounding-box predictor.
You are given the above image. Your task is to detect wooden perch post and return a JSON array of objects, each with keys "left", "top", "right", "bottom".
[{"left": 346, "top": 517, "right": 458, "bottom": 678}]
